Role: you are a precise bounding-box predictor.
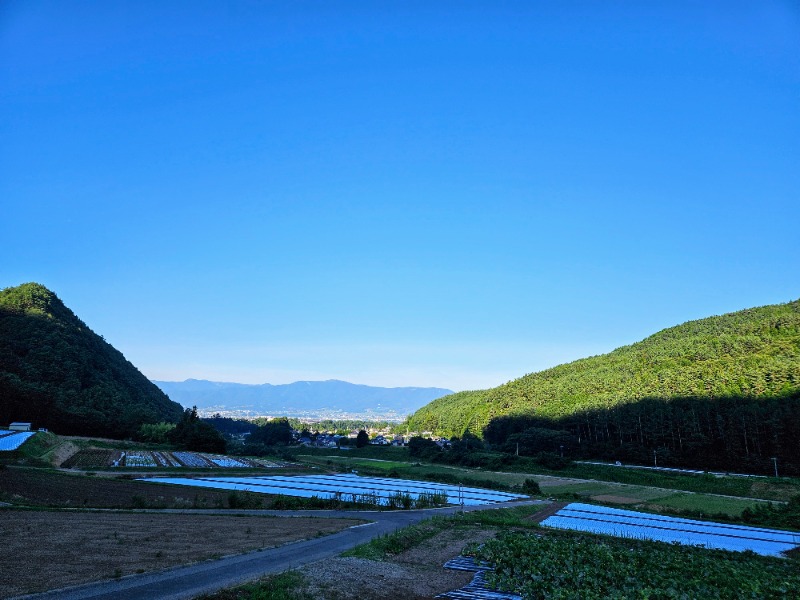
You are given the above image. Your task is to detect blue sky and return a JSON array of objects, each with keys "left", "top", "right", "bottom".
[{"left": 2, "top": 2, "right": 798, "bottom": 391}]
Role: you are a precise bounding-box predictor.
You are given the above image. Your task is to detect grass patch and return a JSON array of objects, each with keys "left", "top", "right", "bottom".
[
  {"left": 198, "top": 571, "right": 312, "bottom": 600},
  {"left": 645, "top": 493, "right": 769, "bottom": 517},
  {"left": 451, "top": 504, "right": 544, "bottom": 528},
  {"left": 564, "top": 463, "right": 800, "bottom": 501},
  {"left": 343, "top": 504, "right": 545, "bottom": 561},
  {"left": 343, "top": 518, "right": 448, "bottom": 560}
]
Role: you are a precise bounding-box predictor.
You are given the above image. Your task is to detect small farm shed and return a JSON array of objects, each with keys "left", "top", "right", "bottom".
[{"left": 9, "top": 422, "right": 32, "bottom": 431}]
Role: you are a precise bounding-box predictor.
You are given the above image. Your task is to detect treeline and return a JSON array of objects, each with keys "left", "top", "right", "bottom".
[
  {"left": 201, "top": 415, "right": 294, "bottom": 456},
  {"left": 0, "top": 283, "right": 183, "bottom": 438},
  {"left": 202, "top": 415, "right": 390, "bottom": 437},
  {"left": 483, "top": 391, "right": 800, "bottom": 475}
]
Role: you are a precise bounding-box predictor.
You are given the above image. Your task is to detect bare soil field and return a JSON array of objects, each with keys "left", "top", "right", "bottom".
[
  {"left": 0, "top": 467, "right": 240, "bottom": 509},
  {"left": 0, "top": 509, "right": 363, "bottom": 598}
]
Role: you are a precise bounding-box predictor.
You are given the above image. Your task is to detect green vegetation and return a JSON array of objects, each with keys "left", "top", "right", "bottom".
[
  {"left": 198, "top": 571, "right": 312, "bottom": 600},
  {"left": 643, "top": 493, "right": 770, "bottom": 518},
  {"left": 471, "top": 531, "right": 800, "bottom": 599},
  {"left": 355, "top": 429, "right": 369, "bottom": 448},
  {"left": 0, "top": 283, "right": 184, "bottom": 438},
  {"left": 408, "top": 299, "right": 800, "bottom": 474},
  {"left": 137, "top": 422, "right": 175, "bottom": 444},
  {"left": 741, "top": 494, "right": 800, "bottom": 529},
  {"left": 168, "top": 407, "right": 226, "bottom": 453},
  {"left": 297, "top": 451, "right": 800, "bottom": 500},
  {"left": 343, "top": 518, "right": 448, "bottom": 560},
  {"left": 344, "top": 504, "right": 543, "bottom": 560}
]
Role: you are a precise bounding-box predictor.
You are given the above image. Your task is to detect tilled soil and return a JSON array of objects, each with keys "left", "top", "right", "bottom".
[
  {"left": 298, "top": 526, "right": 498, "bottom": 600},
  {"left": 0, "top": 467, "right": 239, "bottom": 509},
  {"left": 0, "top": 509, "right": 363, "bottom": 598}
]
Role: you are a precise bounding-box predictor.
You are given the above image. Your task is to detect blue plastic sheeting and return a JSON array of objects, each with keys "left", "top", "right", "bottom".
[
  {"left": 541, "top": 503, "right": 800, "bottom": 557},
  {"left": 0, "top": 432, "right": 35, "bottom": 451},
  {"left": 140, "top": 474, "right": 527, "bottom": 506},
  {"left": 438, "top": 555, "right": 522, "bottom": 600}
]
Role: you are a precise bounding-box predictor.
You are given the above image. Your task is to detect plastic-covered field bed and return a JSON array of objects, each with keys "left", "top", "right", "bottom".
[
  {"left": 541, "top": 503, "right": 800, "bottom": 557},
  {"left": 61, "top": 448, "right": 290, "bottom": 469},
  {"left": 0, "top": 431, "right": 36, "bottom": 451},
  {"left": 141, "top": 473, "right": 529, "bottom": 506}
]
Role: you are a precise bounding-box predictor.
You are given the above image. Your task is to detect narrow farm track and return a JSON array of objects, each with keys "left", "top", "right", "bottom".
[{"left": 10, "top": 500, "right": 543, "bottom": 600}]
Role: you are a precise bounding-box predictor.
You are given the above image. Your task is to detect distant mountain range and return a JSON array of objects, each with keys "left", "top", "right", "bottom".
[{"left": 153, "top": 379, "right": 453, "bottom": 421}]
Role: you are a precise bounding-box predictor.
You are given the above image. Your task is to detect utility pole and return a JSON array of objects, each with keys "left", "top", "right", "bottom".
[
  {"left": 771, "top": 457, "right": 779, "bottom": 478},
  {"left": 653, "top": 450, "right": 657, "bottom": 468}
]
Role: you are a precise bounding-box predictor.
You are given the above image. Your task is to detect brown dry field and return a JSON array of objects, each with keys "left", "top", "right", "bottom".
[
  {"left": 299, "top": 527, "right": 496, "bottom": 600},
  {"left": 0, "top": 509, "right": 363, "bottom": 598},
  {"left": 0, "top": 467, "right": 295, "bottom": 509}
]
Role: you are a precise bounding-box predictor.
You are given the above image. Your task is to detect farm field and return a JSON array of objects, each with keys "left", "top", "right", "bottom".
[
  {"left": 540, "top": 503, "right": 800, "bottom": 556},
  {"left": 294, "top": 450, "right": 800, "bottom": 502},
  {"left": 299, "top": 454, "right": 775, "bottom": 517},
  {"left": 0, "top": 430, "right": 36, "bottom": 451},
  {"left": 0, "top": 467, "right": 272, "bottom": 509},
  {"left": 141, "top": 473, "right": 528, "bottom": 506},
  {"left": 0, "top": 509, "right": 364, "bottom": 598},
  {"left": 61, "top": 448, "right": 288, "bottom": 469}
]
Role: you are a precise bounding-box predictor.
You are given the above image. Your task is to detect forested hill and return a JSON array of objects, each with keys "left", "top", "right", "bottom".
[
  {"left": 407, "top": 299, "right": 800, "bottom": 474},
  {"left": 0, "top": 283, "right": 184, "bottom": 437}
]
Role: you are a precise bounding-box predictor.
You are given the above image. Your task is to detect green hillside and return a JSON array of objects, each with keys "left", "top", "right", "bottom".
[
  {"left": 408, "top": 299, "right": 800, "bottom": 473},
  {"left": 0, "top": 283, "right": 184, "bottom": 437}
]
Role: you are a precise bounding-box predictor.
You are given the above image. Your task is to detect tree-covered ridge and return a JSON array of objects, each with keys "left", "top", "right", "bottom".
[
  {"left": 410, "top": 299, "right": 800, "bottom": 436},
  {"left": 0, "top": 282, "right": 184, "bottom": 437},
  {"left": 407, "top": 299, "right": 800, "bottom": 473}
]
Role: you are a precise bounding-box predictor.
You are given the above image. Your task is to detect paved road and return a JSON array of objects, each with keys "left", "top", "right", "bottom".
[{"left": 13, "top": 501, "right": 541, "bottom": 600}]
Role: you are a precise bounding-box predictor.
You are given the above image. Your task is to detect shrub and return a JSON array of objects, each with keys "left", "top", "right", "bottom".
[
  {"left": 228, "top": 490, "right": 264, "bottom": 509},
  {"left": 522, "top": 478, "right": 541, "bottom": 495}
]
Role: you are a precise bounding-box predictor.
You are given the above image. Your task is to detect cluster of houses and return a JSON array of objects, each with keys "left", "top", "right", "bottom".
[
  {"left": 294, "top": 430, "right": 406, "bottom": 448},
  {"left": 292, "top": 428, "right": 452, "bottom": 449}
]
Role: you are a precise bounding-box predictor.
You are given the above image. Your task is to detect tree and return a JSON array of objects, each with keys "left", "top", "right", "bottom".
[
  {"left": 168, "top": 406, "right": 226, "bottom": 453},
  {"left": 137, "top": 422, "right": 175, "bottom": 444},
  {"left": 356, "top": 429, "right": 370, "bottom": 448},
  {"left": 250, "top": 417, "right": 294, "bottom": 446},
  {"left": 408, "top": 436, "right": 440, "bottom": 459}
]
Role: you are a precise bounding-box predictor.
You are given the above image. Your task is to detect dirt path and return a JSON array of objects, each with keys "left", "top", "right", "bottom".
[{"left": 526, "top": 500, "right": 568, "bottom": 523}]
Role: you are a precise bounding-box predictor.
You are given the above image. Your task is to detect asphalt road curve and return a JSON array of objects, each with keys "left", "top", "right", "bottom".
[{"left": 14, "top": 500, "right": 541, "bottom": 600}]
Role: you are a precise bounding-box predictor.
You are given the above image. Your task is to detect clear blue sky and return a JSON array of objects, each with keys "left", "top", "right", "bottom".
[{"left": 2, "top": 2, "right": 798, "bottom": 391}]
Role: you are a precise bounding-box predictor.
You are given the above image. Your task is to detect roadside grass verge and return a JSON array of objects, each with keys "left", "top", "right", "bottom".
[
  {"left": 195, "top": 571, "right": 312, "bottom": 600},
  {"left": 343, "top": 504, "right": 545, "bottom": 561}
]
